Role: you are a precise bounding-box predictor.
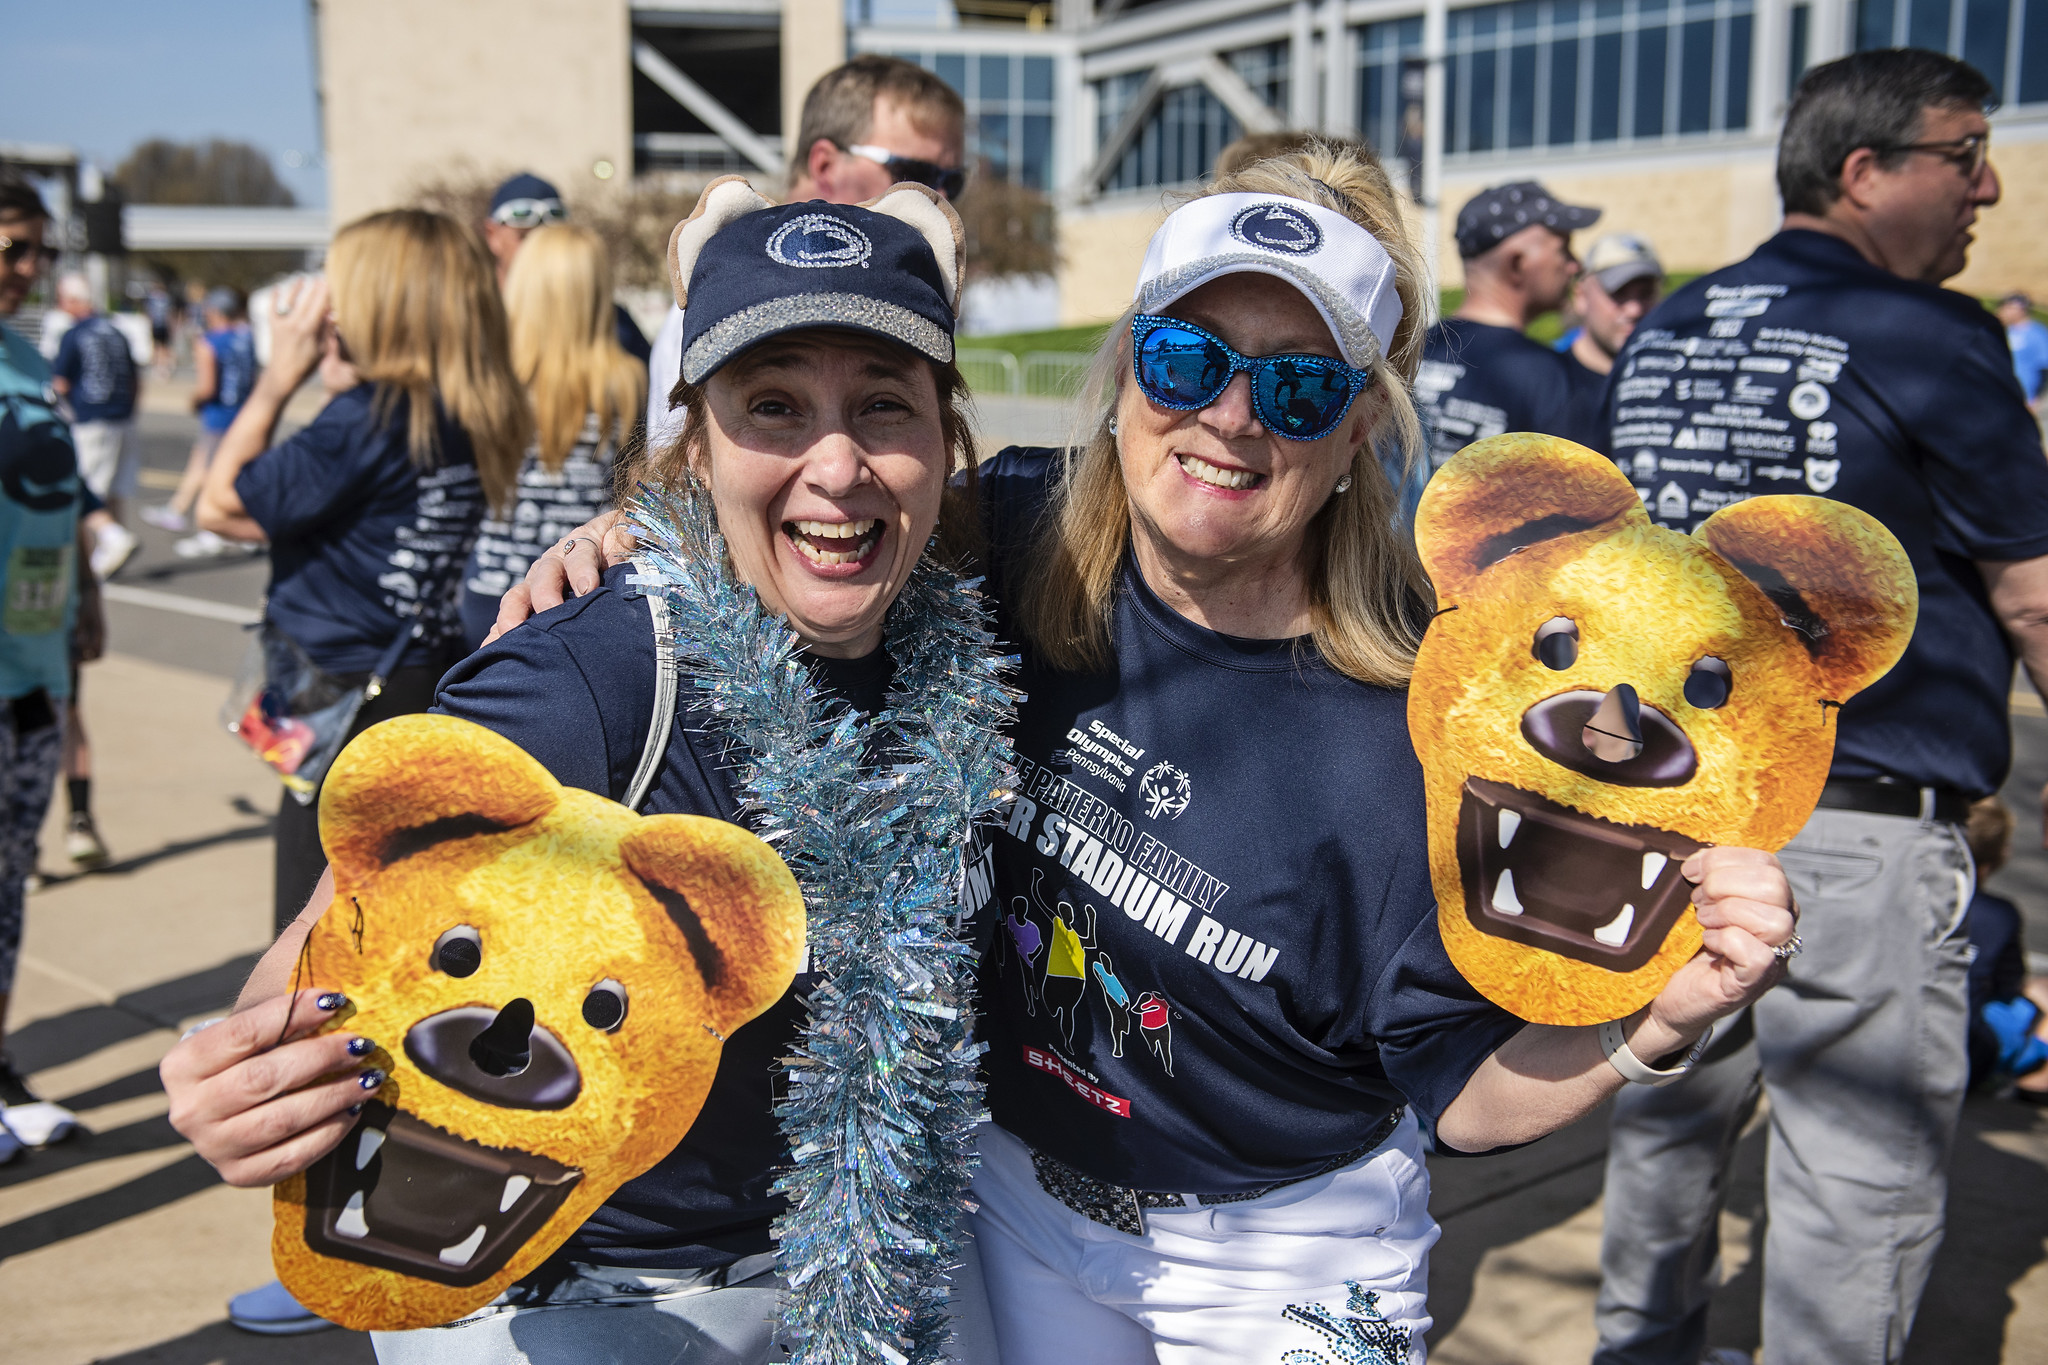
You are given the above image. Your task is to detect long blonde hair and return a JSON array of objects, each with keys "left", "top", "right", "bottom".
[
  {"left": 325, "top": 208, "right": 531, "bottom": 511},
  {"left": 1017, "top": 138, "right": 1432, "bottom": 687},
  {"left": 502, "top": 223, "right": 646, "bottom": 472}
]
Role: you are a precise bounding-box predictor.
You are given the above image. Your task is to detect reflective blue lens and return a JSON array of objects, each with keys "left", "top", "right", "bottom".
[
  {"left": 1138, "top": 324, "right": 1232, "bottom": 407},
  {"left": 1254, "top": 358, "right": 1356, "bottom": 438}
]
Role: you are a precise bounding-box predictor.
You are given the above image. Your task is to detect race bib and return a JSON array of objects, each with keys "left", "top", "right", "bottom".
[{"left": 4, "top": 544, "right": 71, "bottom": 635}]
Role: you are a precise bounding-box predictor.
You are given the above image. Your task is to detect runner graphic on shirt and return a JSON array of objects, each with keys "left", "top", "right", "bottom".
[
  {"left": 1134, "top": 991, "right": 1173, "bottom": 1076},
  {"left": 1036, "top": 871, "right": 1091, "bottom": 1049},
  {"left": 1091, "top": 951, "right": 1133, "bottom": 1058},
  {"left": 1002, "top": 892, "right": 1046, "bottom": 1016}
]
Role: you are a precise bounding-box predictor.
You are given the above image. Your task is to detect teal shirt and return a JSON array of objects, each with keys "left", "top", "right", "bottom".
[{"left": 0, "top": 322, "right": 80, "bottom": 699}]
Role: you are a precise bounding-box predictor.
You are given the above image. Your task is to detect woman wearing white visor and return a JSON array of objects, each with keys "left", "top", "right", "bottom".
[{"left": 507, "top": 140, "right": 1798, "bottom": 1361}]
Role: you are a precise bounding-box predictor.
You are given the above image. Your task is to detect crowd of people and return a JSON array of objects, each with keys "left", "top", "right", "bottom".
[{"left": 0, "top": 39, "right": 2042, "bottom": 1365}]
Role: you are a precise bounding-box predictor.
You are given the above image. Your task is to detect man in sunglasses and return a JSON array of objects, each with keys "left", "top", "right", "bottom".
[
  {"left": 644, "top": 55, "right": 964, "bottom": 446},
  {"left": 483, "top": 173, "right": 652, "bottom": 366},
  {"left": 1593, "top": 50, "right": 2048, "bottom": 1365},
  {"left": 1415, "top": 181, "right": 1603, "bottom": 470}
]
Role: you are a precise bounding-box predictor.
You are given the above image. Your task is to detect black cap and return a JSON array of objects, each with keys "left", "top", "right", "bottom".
[
  {"left": 679, "top": 200, "right": 955, "bottom": 383},
  {"left": 1455, "top": 181, "right": 1601, "bottom": 259}
]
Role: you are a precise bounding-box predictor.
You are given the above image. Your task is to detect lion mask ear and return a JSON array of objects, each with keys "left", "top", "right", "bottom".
[
  {"left": 1694, "top": 495, "right": 1918, "bottom": 701},
  {"left": 668, "top": 175, "right": 775, "bottom": 310},
  {"left": 862, "top": 182, "right": 965, "bottom": 309},
  {"left": 318, "top": 715, "right": 561, "bottom": 883},
  {"left": 620, "top": 817, "right": 806, "bottom": 1033},
  {"left": 1415, "top": 433, "right": 1647, "bottom": 599}
]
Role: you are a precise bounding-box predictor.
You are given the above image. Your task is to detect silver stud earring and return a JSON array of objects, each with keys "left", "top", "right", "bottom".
[
  {"left": 1108, "top": 415, "right": 1119, "bottom": 436},
  {"left": 1334, "top": 474, "right": 1353, "bottom": 493}
]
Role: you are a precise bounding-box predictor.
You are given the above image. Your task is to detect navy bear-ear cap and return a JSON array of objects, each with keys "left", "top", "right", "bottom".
[{"left": 679, "top": 200, "right": 955, "bottom": 384}]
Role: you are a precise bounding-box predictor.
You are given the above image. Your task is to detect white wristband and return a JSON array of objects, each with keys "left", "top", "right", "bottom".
[{"left": 1600, "top": 1018, "right": 1713, "bottom": 1087}]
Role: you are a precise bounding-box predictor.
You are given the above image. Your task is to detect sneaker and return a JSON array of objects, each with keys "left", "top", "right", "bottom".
[
  {"left": 0, "top": 1057, "right": 81, "bottom": 1147},
  {"left": 89, "top": 521, "right": 138, "bottom": 580},
  {"left": 66, "top": 811, "right": 110, "bottom": 869},
  {"left": 0, "top": 1124, "right": 21, "bottom": 1164},
  {"left": 228, "top": 1279, "right": 336, "bottom": 1335},
  {"left": 140, "top": 504, "right": 188, "bottom": 532},
  {"left": 173, "top": 529, "right": 228, "bottom": 559}
]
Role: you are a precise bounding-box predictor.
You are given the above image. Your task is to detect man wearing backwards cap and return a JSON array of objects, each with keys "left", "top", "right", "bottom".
[
  {"left": 1415, "top": 180, "right": 1602, "bottom": 467},
  {"left": 1560, "top": 233, "right": 1665, "bottom": 450}
]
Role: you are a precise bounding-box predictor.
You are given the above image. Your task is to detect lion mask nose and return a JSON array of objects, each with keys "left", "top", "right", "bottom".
[{"left": 404, "top": 999, "right": 582, "bottom": 1110}]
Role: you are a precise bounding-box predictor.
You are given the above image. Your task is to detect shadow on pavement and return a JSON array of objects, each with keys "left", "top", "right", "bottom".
[
  {"left": 0, "top": 1108, "right": 185, "bottom": 1191},
  {"left": 8, "top": 951, "right": 262, "bottom": 1073},
  {"left": 0, "top": 1152, "right": 220, "bottom": 1261},
  {"left": 92, "top": 1319, "right": 374, "bottom": 1364},
  {"left": 1906, "top": 1096, "right": 2048, "bottom": 1363},
  {"left": 35, "top": 820, "right": 273, "bottom": 891}
]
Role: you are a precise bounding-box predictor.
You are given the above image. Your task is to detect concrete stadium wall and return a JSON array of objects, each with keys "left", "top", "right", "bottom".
[{"left": 320, "top": 0, "right": 633, "bottom": 224}]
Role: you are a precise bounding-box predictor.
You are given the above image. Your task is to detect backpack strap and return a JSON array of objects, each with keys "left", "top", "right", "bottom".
[{"left": 625, "top": 555, "right": 678, "bottom": 811}]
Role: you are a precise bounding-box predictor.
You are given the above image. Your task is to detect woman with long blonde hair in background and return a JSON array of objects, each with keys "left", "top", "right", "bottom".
[
  {"left": 460, "top": 222, "right": 645, "bottom": 647},
  {"left": 197, "top": 208, "right": 528, "bottom": 938}
]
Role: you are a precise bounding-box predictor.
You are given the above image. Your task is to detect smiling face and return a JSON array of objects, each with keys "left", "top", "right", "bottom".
[
  {"left": 692, "top": 331, "right": 952, "bottom": 658},
  {"left": 1117, "top": 273, "right": 1378, "bottom": 617}
]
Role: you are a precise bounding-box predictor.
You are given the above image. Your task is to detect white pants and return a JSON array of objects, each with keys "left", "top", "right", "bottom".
[
  {"left": 71, "top": 419, "right": 139, "bottom": 502},
  {"left": 971, "top": 1118, "right": 1434, "bottom": 1365}
]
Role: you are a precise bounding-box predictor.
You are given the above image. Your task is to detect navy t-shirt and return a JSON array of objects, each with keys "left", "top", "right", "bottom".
[
  {"left": 1603, "top": 229, "right": 2048, "bottom": 796},
  {"left": 1562, "top": 350, "right": 1610, "bottom": 454},
  {"left": 434, "top": 566, "right": 892, "bottom": 1269},
  {"left": 236, "top": 386, "right": 485, "bottom": 674},
  {"left": 51, "top": 316, "right": 137, "bottom": 425},
  {"left": 970, "top": 448, "right": 1523, "bottom": 1191},
  {"left": 1417, "top": 317, "right": 1581, "bottom": 468}
]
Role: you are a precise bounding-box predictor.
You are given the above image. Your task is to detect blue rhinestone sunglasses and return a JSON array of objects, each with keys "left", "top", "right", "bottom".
[{"left": 1130, "top": 313, "right": 1375, "bottom": 441}]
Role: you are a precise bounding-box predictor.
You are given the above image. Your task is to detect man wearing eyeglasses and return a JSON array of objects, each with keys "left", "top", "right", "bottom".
[
  {"left": 483, "top": 173, "right": 653, "bottom": 366},
  {"left": 644, "top": 55, "right": 966, "bottom": 446},
  {"left": 1593, "top": 50, "right": 2048, "bottom": 1365}
]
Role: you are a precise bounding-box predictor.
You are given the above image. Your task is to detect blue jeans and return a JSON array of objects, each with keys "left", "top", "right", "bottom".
[{"left": 1593, "top": 807, "right": 1973, "bottom": 1365}]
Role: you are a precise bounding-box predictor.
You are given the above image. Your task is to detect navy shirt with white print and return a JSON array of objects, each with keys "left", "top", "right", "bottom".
[
  {"left": 236, "top": 385, "right": 485, "bottom": 673},
  {"left": 969, "top": 448, "right": 1524, "bottom": 1193},
  {"left": 1602, "top": 229, "right": 2048, "bottom": 797}
]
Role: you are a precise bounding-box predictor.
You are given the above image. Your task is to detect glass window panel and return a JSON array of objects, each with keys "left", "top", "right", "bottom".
[
  {"left": 2025, "top": 0, "right": 2048, "bottom": 100},
  {"left": 1021, "top": 114, "right": 1052, "bottom": 188},
  {"left": 936, "top": 53, "right": 967, "bottom": 95},
  {"left": 1361, "top": 62, "right": 1390, "bottom": 152},
  {"left": 1639, "top": 0, "right": 1669, "bottom": 15},
  {"left": 1592, "top": 30, "right": 1624, "bottom": 138},
  {"left": 1550, "top": 37, "right": 1582, "bottom": 142},
  {"left": 980, "top": 55, "right": 1011, "bottom": 102},
  {"left": 1727, "top": 11, "right": 1754, "bottom": 127},
  {"left": 1024, "top": 56, "right": 1054, "bottom": 102},
  {"left": 1475, "top": 8, "right": 1499, "bottom": 35},
  {"left": 1635, "top": 25, "right": 1670, "bottom": 138},
  {"left": 1855, "top": 0, "right": 1895, "bottom": 48},
  {"left": 1910, "top": 0, "right": 1953, "bottom": 49},
  {"left": 1597, "top": 0, "right": 1625, "bottom": 18},
  {"left": 1790, "top": 4, "right": 1810, "bottom": 91},
  {"left": 1513, "top": 0, "right": 1542, "bottom": 28},
  {"left": 977, "top": 112, "right": 1012, "bottom": 175},
  {"left": 1509, "top": 44, "right": 1540, "bottom": 145},
  {"left": 1470, "top": 48, "right": 1499, "bottom": 151},
  {"left": 1964, "top": 0, "right": 2009, "bottom": 98},
  {"left": 1680, "top": 17, "right": 1716, "bottom": 131},
  {"left": 1448, "top": 52, "right": 1466, "bottom": 150}
]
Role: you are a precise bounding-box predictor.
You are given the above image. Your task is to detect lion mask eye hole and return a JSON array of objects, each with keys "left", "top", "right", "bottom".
[
  {"left": 1685, "top": 656, "right": 1733, "bottom": 709},
  {"left": 582, "top": 979, "right": 629, "bottom": 1032},
  {"left": 431, "top": 925, "right": 482, "bottom": 978},
  {"left": 1533, "top": 617, "right": 1580, "bottom": 671}
]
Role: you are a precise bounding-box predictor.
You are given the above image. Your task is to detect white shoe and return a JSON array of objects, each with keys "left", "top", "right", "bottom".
[
  {"left": 140, "top": 504, "right": 188, "bottom": 532},
  {"left": 90, "top": 521, "right": 138, "bottom": 580},
  {"left": 0, "top": 1058, "right": 81, "bottom": 1147},
  {"left": 173, "top": 529, "right": 228, "bottom": 559},
  {"left": 228, "top": 1279, "right": 336, "bottom": 1335},
  {"left": 66, "top": 811, "right": 110, "bottom": 868}
]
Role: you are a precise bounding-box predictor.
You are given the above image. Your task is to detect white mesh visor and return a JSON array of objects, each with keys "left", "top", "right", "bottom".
[{"left": 1133, "top": 193, "right": 1403, "bottom": 370}]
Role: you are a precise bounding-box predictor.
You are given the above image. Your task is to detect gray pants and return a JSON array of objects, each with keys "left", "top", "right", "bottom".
[{"left": 1593, "top": 807, "right": 1973, "bottom": 1365}]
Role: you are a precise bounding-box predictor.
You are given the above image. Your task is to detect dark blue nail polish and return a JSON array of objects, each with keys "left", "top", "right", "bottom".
[
  {"left": 316, "top": 992, "right": 348, "bottom": 1011},
  {"left": 346, "top": 1037, "right": 376, "bottom": 1057},
  {"left": 348, "top": 1102, "right": 364, "bottom": 1115},
  {"left": 358, "top": 1068, "right": 385, "bottom": 1090}
]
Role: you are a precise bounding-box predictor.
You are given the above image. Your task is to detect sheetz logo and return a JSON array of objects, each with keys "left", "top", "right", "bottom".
[
  {"left": 766, "top": 213, "right": 873, "bottom": 269},
  {"left": 1230, "top": 203, "right": 1323, "bottom": 255}
]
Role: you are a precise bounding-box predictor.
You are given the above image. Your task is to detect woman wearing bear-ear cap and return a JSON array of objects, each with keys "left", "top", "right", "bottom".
[
  {"left": 514, "top": 139, "right": 1800, "bottom": 1362},
  {"left": 158, "top": 178, "right": 1002, "bottom": 1362}
]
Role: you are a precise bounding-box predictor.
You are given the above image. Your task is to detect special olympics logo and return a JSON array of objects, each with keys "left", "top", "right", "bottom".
[
  {"left": 1229, "top": 203, "right": 1323, "bottom": 256},
  {"left": 766, "top": 214, "right": 873, "bottom": 269},
  {"left": 1139, "top": 761, "right": 1193, "bottom": 820}
]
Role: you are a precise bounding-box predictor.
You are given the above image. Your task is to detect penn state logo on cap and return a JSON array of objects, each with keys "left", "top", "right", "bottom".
[
  {"left": 1229, "top": 202, "right": 1323, "bottom": 256},
  {"left": 766, "top": 213, "right": 874, "bottom": 269}
]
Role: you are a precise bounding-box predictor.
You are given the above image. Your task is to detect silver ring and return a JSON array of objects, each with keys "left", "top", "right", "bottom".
[
  {"left": 556, "top": 537, "right": 588, "bottom": 555},
  {"left": 1772, "top": 933, "right": 1804, "bottom": 962}
]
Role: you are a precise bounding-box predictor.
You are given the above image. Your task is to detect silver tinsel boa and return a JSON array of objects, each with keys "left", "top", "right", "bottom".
[{"left": 628, "top": 485, "right": 1016, "bottom": 1365}]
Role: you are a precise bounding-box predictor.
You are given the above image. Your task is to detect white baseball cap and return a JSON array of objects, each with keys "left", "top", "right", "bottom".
[{"left": 1133, "top": 193, "right": 1403, "bottom": 371}]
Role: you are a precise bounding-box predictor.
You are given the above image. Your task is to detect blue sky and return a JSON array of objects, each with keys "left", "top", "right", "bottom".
[{"left": 1, "top": 0, "right": 327, "bottom": 205}]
